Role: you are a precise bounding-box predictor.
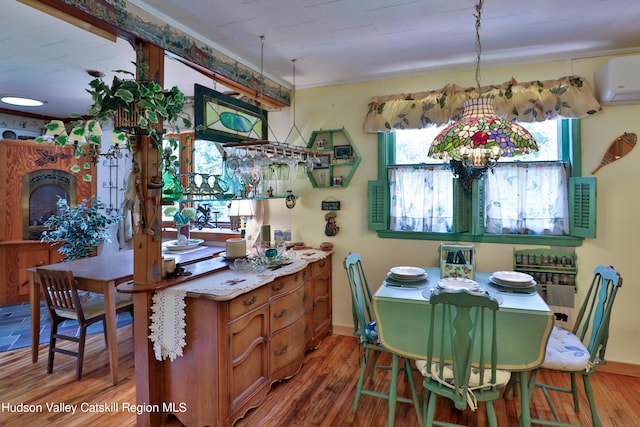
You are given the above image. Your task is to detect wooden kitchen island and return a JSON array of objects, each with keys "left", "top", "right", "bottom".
[{"left": 118, "top": 253, "right": 332, "bottom": 427}]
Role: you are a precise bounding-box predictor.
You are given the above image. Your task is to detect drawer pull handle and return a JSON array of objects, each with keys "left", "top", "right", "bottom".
[
  {"left": 273, "top": 345, "right": 288, "bottom": 356},
  {"left": 273, "top": 308, "right": 287, "bottom": 318},
  {"left": 242, "top": 295, "right": 257, "bottom": 306},
  {"left": 271, "top": 283, "right": 285, "bottom": 291},
  {"left": 319, "top": 261, "right": 326, "bottom": 268}
]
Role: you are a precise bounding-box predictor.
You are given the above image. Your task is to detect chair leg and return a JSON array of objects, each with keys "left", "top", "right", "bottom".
[
  {"left": 570, "top": 372, "right": 580, "bottom": 412},
  {"left": 503, "top": 375, "right": 520, "bottom": 398},
  {"left": 425, "top": 391, "right": 437, "bottom": 427},
  {"left": 583, "top": 375, "right": 601, "bottom": 427},
  {"left": 76, "top": 327, "right": 87, "bottom": 381},
  {"left": 370, "top": 349, "right": 380, "bottom": 382},
  {"left": 403, "top": 358, "right": 423, "bottom": 427},
  {"left": 352, "top": 347, "right": 371, "bottom": 413},
  {"left": 47, "top": 319, "right": 60, "bottom": 374},
  {"left": 102, "top": 318, "right": 109, "bottom": 348},
  {"left": 486, "top": 400, "right": 498, "bottom": 427}
]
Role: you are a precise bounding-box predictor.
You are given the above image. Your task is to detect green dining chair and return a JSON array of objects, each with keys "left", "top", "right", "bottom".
[
  {"left": 343, "top": 252, "right": 421, "bottom": 427},
  {"left": 526, "top": 264, "right": 622, "bottom": 426},
  {"left": 415, "top": 289, "right": 510, "bottom": 427}
]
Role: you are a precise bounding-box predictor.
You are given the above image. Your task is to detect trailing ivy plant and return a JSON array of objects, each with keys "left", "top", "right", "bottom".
[
  {"left": 40, "top": 196, "right": 122, "bottom": 261},
  {"left": 36, "top": 61, "right": 194, "bottom": 178},
  {"left": 85, "top": 61, "right": 192, "bottom": 143}
]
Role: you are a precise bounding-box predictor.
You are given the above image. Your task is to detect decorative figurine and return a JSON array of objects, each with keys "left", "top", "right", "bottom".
[{"left": 324, "top": 211, "right": 339, "bottom": 236}]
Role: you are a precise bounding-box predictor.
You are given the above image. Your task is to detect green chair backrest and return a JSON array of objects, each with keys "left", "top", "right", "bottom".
[
  {"left": 427, "top": 290, "right": 500, "bottom": 410},
  {"left": 573, "top": 264, "right": 622, "bottom": 364},
  {"left": 343, "top": 252, "right": 375, "bottom": 343}
]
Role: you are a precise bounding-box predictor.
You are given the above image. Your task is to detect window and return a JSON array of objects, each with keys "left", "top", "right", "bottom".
[
  {"left": 162, "top": 133, "right": 233, "bottom": 229},
  {"left": 368, "top": 119, "right": 596, "bottom": 246}
]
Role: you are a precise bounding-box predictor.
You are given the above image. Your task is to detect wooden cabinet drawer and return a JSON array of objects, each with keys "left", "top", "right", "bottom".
[
  {"left": 228, "top": 286, "right": 268, "bottom": 320},
  {"left": 269, "top": 270, "right": 304, "bottom": 298},
  {"left": 311, "top": 257, "right": 331, "bottom": 276},
  {"left": 270, "top": 318, "right": 305, "bottom": 378},
  {"left": 270, "top": 286, "right": 305, "bottom": 332}
]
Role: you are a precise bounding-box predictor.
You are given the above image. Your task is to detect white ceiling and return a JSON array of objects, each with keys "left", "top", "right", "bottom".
[{"left": 1, "top": 0, "right": 640, "bottom": 118}]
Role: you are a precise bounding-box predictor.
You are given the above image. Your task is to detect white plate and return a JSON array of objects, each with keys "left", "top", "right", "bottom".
[
  {"left": 437, "top": 278, "right": 480, "bottom": 291},
  {"left": 164, "top": 238, "right": 204, "bottom": 251},
  {"left": 488, "top": 278, "right": 538, "bottom": 294},
  {"left": 386, "top": 272, "right": 428, "bottom": 283},
  {"left": 389, "top": 272, "right": 428, "bottom": 281},
  {"left": 389, "top": 266, "right": 425, "bottom": 278},
  {"left": 489, "top": 275, "right": 534, "bottom": 287},
  {"left": 492, "top": 271, "right": 534, "bottom": 284}
]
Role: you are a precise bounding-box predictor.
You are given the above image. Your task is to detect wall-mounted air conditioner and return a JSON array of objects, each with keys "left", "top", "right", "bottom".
[{"left": 595, "top": 55, "right": 640, "bottom": 104}]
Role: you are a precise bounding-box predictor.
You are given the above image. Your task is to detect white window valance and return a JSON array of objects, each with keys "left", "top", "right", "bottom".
[{"left": 363, "top": 76, "right": 601, "bottom": 133}]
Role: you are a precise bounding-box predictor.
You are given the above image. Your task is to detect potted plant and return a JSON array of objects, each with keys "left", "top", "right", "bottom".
[
  {"left": 40, "top": 196, "right": 122, "bottom": 261},
  {"left": 85, "top": 62, "right": 192, "bottom": 141},
  {"left": 163, "top": 206, "right": 196, "bottom": 243}
]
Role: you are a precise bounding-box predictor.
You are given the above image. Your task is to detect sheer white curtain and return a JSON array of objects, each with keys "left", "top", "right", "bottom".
[
  {"left": 484, "top": 163, "right": 569, "bottom": 235},
  {"left": 388, "top": 166, "right": 453, "bottom": 232}
]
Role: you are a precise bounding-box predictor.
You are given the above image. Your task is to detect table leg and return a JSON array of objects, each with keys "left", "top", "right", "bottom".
[
  {"left": 103, "top": 282, "right": 119, "bottom": 385},
  {"left": 30, "top": 273, "right": 40, "bottom": 363},
  {"left": 518, "top": 371, "right": 531, "bottom": 427}
]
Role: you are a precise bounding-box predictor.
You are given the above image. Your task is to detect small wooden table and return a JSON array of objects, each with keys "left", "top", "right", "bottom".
[{"left": 28, "top": 246, "right": 221, "bottom": 385}]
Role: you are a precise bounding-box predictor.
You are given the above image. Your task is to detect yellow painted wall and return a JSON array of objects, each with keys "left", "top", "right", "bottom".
[{"left": 280, "top": 55, "right": 640, "bottom": 366}]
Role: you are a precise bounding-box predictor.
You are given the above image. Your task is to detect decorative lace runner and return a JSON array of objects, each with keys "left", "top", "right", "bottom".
[
  {"left": 149, "top": 259, "right": 308, "bottom": 361},
  {"left": 293, "top": 249, "right": 329, "bottom": 262}
]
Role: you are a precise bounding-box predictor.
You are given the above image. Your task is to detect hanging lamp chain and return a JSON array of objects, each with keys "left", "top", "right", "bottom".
[
  {"left": 474, "top": 0, "right": 484, "bottom": 96},
  {"left": 259, "top": 35, "right": 265, "bottom": 106},
  {"left": 292, "top": 59, "right": 297, "bottom": 126}
]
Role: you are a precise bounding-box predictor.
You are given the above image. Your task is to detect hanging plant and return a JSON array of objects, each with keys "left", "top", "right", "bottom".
[
  {"left": 36, "top": 61, "right": 193, "bottom": 180},
  {"left": 85, "top": 62, "right": 192, "bottom": 141}
]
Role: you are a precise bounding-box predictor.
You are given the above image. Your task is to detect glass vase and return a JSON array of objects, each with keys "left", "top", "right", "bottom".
[{"left": 162, "top": 169, "right": 183, "bottom": 201}]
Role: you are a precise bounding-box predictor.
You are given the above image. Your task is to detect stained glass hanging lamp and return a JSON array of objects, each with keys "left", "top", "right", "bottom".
[{"left": 428, "top": 0, "right": 538, "bottom": 192}]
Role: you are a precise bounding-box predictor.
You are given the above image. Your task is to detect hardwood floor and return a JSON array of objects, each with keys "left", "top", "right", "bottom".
[{"left": 1, "top": 326, "right": 640, "bottom": 426}]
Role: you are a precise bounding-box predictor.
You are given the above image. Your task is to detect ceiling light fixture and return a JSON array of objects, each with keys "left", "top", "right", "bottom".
[
  {"left": 428, "top": 0, "right": 538, "bottom": 192},
  {"left": 1, "top": 95, "right": 45, "bottom": 107}
]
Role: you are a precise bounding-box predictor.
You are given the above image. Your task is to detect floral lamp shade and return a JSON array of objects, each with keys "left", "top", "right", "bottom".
[{"left": 428, "top": 97, "right": 538, "bottom": 164}]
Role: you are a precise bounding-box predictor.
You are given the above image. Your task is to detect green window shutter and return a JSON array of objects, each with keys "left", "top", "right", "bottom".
[
  {"left": 569, "top": 176, "right": 596, "bottom": 238},
  {"left": 471, "top": 179, "right": 486, "bottom": 235},
  {"left": 368, "top": 180, "right": 388, "bottom": 230},
  {"left": 452, "top": 180, "right": 470, "bottom": 233}
]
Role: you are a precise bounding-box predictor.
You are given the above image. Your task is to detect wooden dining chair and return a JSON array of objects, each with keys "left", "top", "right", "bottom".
[
  {"left": 36, "top": 268, "right": 134, "bottom": 381},
  {"left": 416, "top": 289, "right": 510, "bottom": 427},
  {"left": 343, "top": 253, "right": 421, "bottom": 427},
  {"left": 525, "top": 264, "right": 622, "bottom": 426}
]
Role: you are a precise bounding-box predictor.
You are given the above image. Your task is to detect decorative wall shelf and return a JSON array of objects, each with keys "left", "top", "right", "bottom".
[
  {"left": 306, "top": 128, "right": 361, "bottom": 188},
  {"left": 513, "top": 248, "right": 577, "bottom": 327}
]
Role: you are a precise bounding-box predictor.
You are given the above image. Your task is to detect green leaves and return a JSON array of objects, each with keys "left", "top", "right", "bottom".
[{"left": 40, "top": 197, "right": 121, "bottom": 261}]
